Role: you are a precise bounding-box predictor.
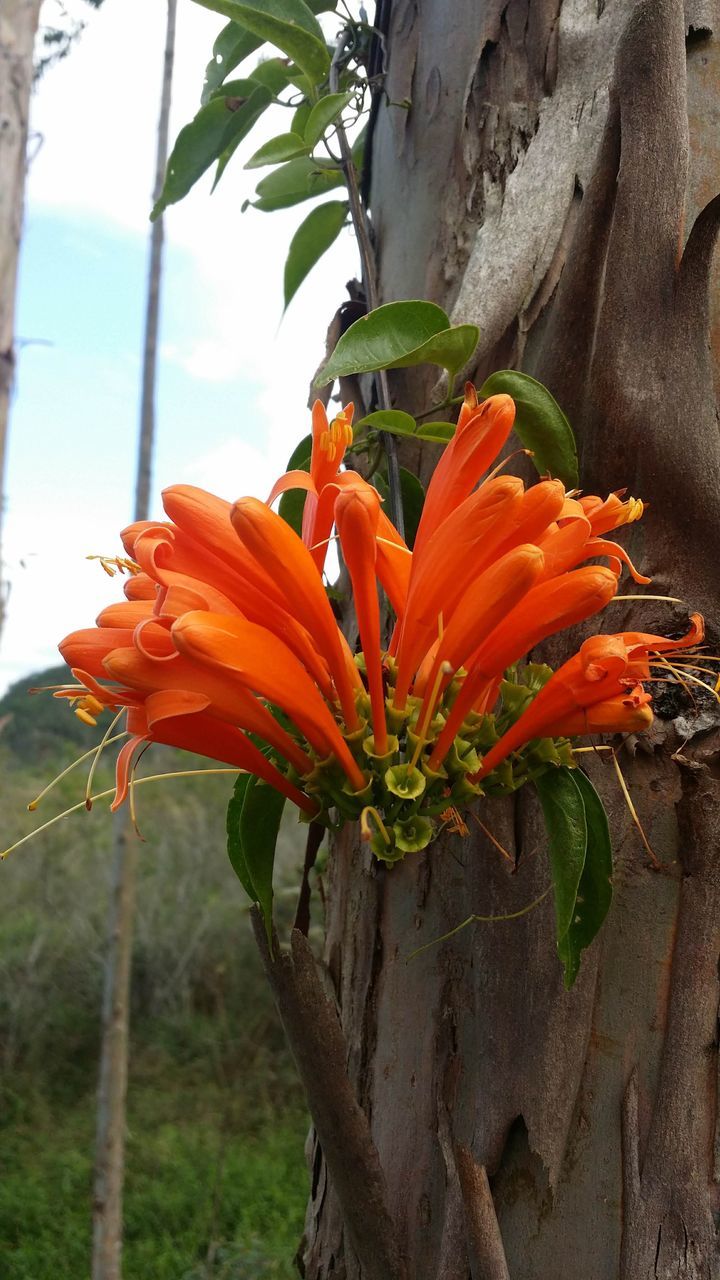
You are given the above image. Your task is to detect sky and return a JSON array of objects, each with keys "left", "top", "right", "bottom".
[{"left": 1, "top": 0, "right": 357, "bottom": 694}]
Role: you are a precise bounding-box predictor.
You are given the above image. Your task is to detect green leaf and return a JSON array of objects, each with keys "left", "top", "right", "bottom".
[
  {"left": 246, "top": 131, "right": 308, "bottom": 168},
  {"left": 284, "top": 200, "right": 348, "bottom": 308},
  {"left": 240, "top": 775, "right": 286, "bottom": 941},
  {"left": 191, "top": 0, "right": 330, "bottom": 85},
  {"left": 415, "top": 421, "right": 455, "bottom": 443},
  {"left": 252, "top": 156, "right": 345, "bottom": 210},
  {"left": 314, "top": 300, "right": 479, "bottom": 386},
  {"left": 201, "top": 1, "right": 337, "bottom": 101},
  {"left": 536, "top": 766, "right": 613, "bottom": 988},
  {"left": 226, "top": 773, "right": 256, "bottom": 899},
  {"left": 292, "top": 100, "right": 312, "bottom": 134},
  {"left": 208, "top": 74, "right": 269, "bottom": 99},
  {"left": 399, "top": 468, "right": 425, "bottom": 549},
  {"left": 355, "top": 409, "right": 417, "bottom": 437},
  {"left": 479, "top": 370, "right": 579, "bottom": 488},
  {"left": 559, "top": 771, "right": 613, "bottom": 988},
  {"left": 202, "top": 22, "right": 262, "bottom": 103},
  {"left": 278, "top": 432, "right": 312, "bottom": 533},
  {"left": 152, "top": 86, "right": 272, "bottom": 217},
  {"left": 304, "top": 91, "right": 353, "bottom": 147},
  {"left": 245, "top": 56, "right": 298, "bottom": 94}
]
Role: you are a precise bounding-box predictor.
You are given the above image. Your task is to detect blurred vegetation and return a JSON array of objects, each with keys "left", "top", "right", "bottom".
[{"left": 0, "top": 667, "right": 314, "bottom": 1278}]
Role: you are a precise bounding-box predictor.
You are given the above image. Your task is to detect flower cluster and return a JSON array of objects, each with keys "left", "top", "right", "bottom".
[{"left": 57, "top": 387, "right": 702, "bottom": 862}]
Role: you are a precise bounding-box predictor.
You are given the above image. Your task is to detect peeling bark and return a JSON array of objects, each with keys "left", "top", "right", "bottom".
[{"left": 299, "top": 1, "right": 720, "bottom": 1276}]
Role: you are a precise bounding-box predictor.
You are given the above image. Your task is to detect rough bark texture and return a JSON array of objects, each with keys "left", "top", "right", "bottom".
[
  {"left": 298, "top": 2, "right": 720, "bottom": 1276},
  {"left": 0, "top": 0, "right": 42, "bottom": 643}
]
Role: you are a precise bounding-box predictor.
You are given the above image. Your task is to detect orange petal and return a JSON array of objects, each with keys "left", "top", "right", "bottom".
[
  {"left": 393, "top": 477, "right": 525, "bottom": 707},
  {"left": 413, "top": 394, "right": 516, "bottom": 555},
  {"left": 416, "top": 545, "right": 545, "bottom": 717},
  {"left": 266, "top": 469, "right": 316, "bottom": 509},
  {"left": 172, "top": 611, "right": 366, "bottom": 790},
  {"left": 231, "top": 497, "right": 361, "bottom": 731},
  {"left": 96, "top": 599, "right": 154, "bottom": 629},
  {"left": 335, "top": 487, "right": 387, "bottom": 753},
  {"left": 428, "top": 566, "right": 619, "bottom": 770},
  {"left": 60, "top": 627, "right": 134, "bottom": 678},
  {"left": 103, "top": 645, "right": 310, "bottom": 776},
  {"left": 375, "top": 507, "right": 411, "bottom": 617},
  {"left": 161, "top": 486, "right": 286, "bottom": 606}
]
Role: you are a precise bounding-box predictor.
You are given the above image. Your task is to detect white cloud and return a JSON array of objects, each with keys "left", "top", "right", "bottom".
[{"left": 176, "top": 433, "right": 282, "bottom": 503}]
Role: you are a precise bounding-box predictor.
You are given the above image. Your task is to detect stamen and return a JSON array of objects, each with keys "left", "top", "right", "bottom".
[
  {"left": 128, "top": 743, "right": 152, "bottom": 839},
  {"left": 483, "top": 447, "right": 534, "bottom": 485},
  {"left": 85, "top": 710, "right": 126, "bottom": 809},
  {"left": 612, "top": 595, "right": 684, "bottom": 603},
  {"left": 470, "top": 811, "right": 513, "bottom": 863},
  {"left": 309, "top": 533, "right": 340, "bottom": 553},
  {"left": 360, "top": 805, "right": 391, "bottom": 846},
  {"left": 406, "top": 886, "right": 551, "bottom": 960},
  {"left": 611, "top": 751, "right": 660, "bottom": 869},
  {"left": 376, "top": 536, "right": 412, "bottom": 554},
  {"left": 410, "top": 661, "right": 453, "bottom": 769},
  {"left": 27, "top": 731, "right": 128, "bottom": 810},
  {"left": 653, "top": 655, "right": 717, "bottom": 706},
  {"left": 664, "top": 665, "right": 720, "bottom": 704},
  {"left": 650, "top": 656, "right": 697, "bottom": 707},
  {"left": 87, "top": 554, "right": 141, "bottom": 577},
  {"left": 3, "top": 768, "right": 241, "bottom": 860},
  {"left": 440, "top": 806, "right": 469, "bottom": 837}
]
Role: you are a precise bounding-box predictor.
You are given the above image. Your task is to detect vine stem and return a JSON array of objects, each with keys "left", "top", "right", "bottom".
[{"left": 330, "top": 32, "right": 405, "bottom": 539}]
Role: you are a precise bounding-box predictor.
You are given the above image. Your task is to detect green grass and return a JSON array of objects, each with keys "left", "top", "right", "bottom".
[
  {"left": 0, "top": 668, "right": 316, "bottom": 1277},
  {"left": 1, "top": 1072, "right": 308, "bottom": 1279}
]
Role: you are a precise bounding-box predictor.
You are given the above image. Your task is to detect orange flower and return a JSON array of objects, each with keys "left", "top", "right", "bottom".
[
  {"left": 170, "top": 611, "right": 366, "bottom": 790},
  {"left": 334, "top": 486, "right": 388, "bottom": 754},
  {"left": 114, "top": 697, "right": 314, "bottom": 815},
  {"left": 266, "top": 399, "right": 354, "bottom": 570},
  {"left": 427, "top": 564, "right": 619, "bottom": 770},
  {"left": 473, "top": 616, "right": 703, "bottom": 779},
  {"left": 52, "top": 382, "right": 695, "bottom": 860},
  {"left": 230, "top": 496, "right": 362, "bottom": 732},
  {"left": 412, "top": 391, "right": 516, "bottom": 554}
]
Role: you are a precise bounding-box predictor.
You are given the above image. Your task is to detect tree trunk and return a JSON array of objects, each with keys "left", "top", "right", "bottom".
[
  {"left": 0, "top": 0, "right": 42, "bottom": 644},
  {"left": 301, "top": 2, "right": 720, "bottom": 1276},
  {"left": 91, "top": 4, "right": 177, "bottom": 1276}
]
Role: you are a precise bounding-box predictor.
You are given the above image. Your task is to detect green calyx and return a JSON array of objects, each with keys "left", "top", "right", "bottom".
[
  {"left": 283, "top": 658, "right": 582, "bottom": 862},
  {"left": 362, "top": 733, "right": 400, "bottom": 766},
  {"left": 393, "top": 815, "right": 434, "bottom": 854},
  {"left": 385, "top": 763, "right": 426, "bottom": 801}
]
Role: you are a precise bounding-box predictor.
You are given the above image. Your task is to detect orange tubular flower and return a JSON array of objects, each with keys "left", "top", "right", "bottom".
[
  {"left": 412, "top": 392, "right": 516, "bottom": 555},
  {"left": 230, "top": 497, "right": 362, "bottom": 732},
  {"left": 391, "top": 476, "right": 526, "bottom": 703},
  {"left": 49, "top": 378, "right": 701, "bottom": 881},
  {"left": 414, "top": 544, "right": 546, "bottom": 720},
  {"left": 170, "top": 611, "right": 366, "bottom": 791},
  {"left": 265, "top": 399, "right": 355, "bottom": 571},
  {"left": 101, "top": 645, "right": 312, "bottom": 777},
  {"left": 473, "top": 616, "right": 703, "bottom": 780},
  {"left": 334, "top": 487, "right": 388, "bottom": 754},
  {"left": 427, "top": 564, "right": 620, "bottom": 770},
  {"left": 113, "top": 698, "right": 315, "bottom": 816}
]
